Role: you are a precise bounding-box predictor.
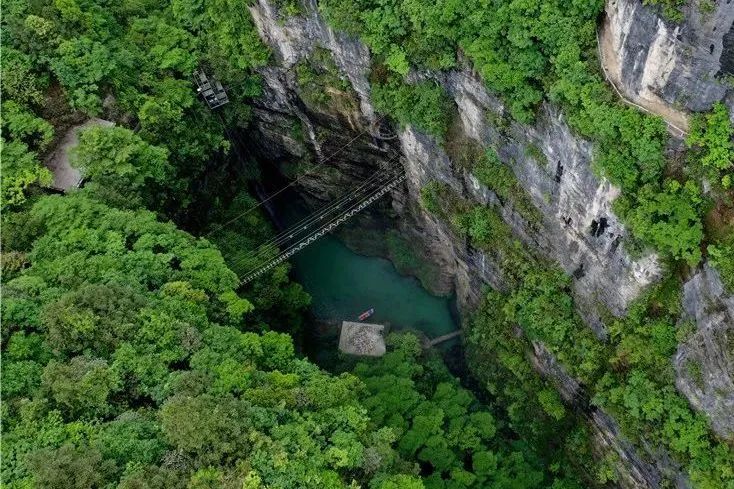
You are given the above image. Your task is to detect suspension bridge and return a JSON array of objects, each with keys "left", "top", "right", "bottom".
[{"left": 235, "top": 162, "right": 404, "bottom": 285}]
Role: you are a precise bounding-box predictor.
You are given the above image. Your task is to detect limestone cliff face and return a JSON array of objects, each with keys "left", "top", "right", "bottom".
[
  {"left": 676, "top": 266, "right": 734, "bottom": 440},
  {"left": 426, "top": 70, "right": 661, "bottom": 331},
  {"left": 242, "top": 0, "right": 734, "bottom": 486},
  {"left": 601, "top": 0, "right": 734, "bottom": 132}
]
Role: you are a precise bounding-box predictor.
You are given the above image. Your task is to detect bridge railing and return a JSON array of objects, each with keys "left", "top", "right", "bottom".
[{"left": 239, "top": 172, "right": 406, "bottom": 285}]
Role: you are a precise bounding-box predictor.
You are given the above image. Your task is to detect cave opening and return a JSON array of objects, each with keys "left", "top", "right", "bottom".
[{"left": 590, "top": 217, "right": 609, "bottom": 237}]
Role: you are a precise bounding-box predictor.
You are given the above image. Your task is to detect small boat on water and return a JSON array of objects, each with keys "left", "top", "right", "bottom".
[{"left": 358, "top": 308, "right": 374, "bottom": 321}]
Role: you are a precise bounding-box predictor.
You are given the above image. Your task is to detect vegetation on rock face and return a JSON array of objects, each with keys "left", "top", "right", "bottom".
[
  {"left": 384, "top": 230, "right": 443, "bottom": 293},
  {"left": 684, "top": 104, "right": 734, "bottom": 290},
  {"left": 466, "top": 292, "right": 600, "bottom": 484},
  {"left": 296, "top": 48, "right": 359, "bottom": 113},
  {"left": 371, "top": 76, "right": 452, "bottom": 141},
  {"left": 319, "top": 0, "right": 714, "bottom": 268},
  {"left": 421, "top": 181, "right": 734, "bottom": 486},
  {"left": 643, "top": 0, "right": 687, "bottom": 22},
  {"left": 594, "top": 281, "right": 734, "bottom": 489},
  {"left": 465, "top": 270, "right": 734, "bottom": 488},
  {"left": 709, "top": 232, "right": 734, "bottom": 292},
  {"left": 316, "top": 12, "right": 733, "bottom": 484},
  {"left": 687, "top": 102, "right": 734, "bottom": 190},
  {"left": 472, "top": 149, "right": 543, "bottom": 225}
]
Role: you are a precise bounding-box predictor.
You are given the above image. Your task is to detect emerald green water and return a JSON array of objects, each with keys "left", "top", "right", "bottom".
[{"left": 290, "top": 234, "right": 458, "bottom": 338}]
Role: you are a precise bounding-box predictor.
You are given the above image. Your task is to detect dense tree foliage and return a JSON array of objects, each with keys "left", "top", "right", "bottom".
[
  {"left": 71, "top": 125, "right": 172, "bottom": 208},
  {"left": 1, "top": 99, "right": 54, "bottom": 206},
  {"left": 466, "top": 291, "right": 601, "bottom": 484},
  {"left": 687, "top": 102, "right": 734, "bottom": 190},
  {"left": 1, "top": 0, "right": 268, "bottom": 215},
  {"left": 615, "top": 179, "right": 704, "bottom": 266},
  {"left": 1, "top": 187, "right": 601, "bottom": 487},
  {"left": 352, "top": 333, "right": 587, "bottom": 488},
  {"left": 2, "top": 192, "right": 405, "bottom": 487},
  {"left": 421, "top": 178, "right": 734, "bottom": 487}
]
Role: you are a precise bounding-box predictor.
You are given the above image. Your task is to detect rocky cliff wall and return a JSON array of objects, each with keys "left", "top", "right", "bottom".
[
  {"left": 600, "top": 0, "right": 734, "bottom": 132},
  {"left": 676, "top": 265, "right": 734, "bottom": 440},
  {"left": 600, "top": 0, "right": 734, "bottom": 445}
]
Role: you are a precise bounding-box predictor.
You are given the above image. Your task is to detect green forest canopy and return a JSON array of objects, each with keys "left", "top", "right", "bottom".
[
  {"left": 2, "top": 0, "right": 734, "bottom": 487},
  {"left": 1, "top": 192, "right": 586, "bottom": 487}
]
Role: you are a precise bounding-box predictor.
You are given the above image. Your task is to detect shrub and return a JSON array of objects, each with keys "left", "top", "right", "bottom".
[
  {"left": 708, "top": 232, "right": 734, "bottom": 291},
  {"left": 686, "top": 102, "right": 734, "bottom": 190},
  {"left": 615, "top": 180, "right": 704, "bottom": 266},
  {"left": 372, "top": 78, "right": 452, "bottom": 141},
  {"left": 472, "top": 149, "right": 542, "bottom": 224}
]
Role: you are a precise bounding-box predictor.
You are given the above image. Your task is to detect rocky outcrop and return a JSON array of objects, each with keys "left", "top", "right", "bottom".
[
  {"left": 675, "top": 265, "right": 734, "bottom": 440},
  {"left": 44, "top": 118, "right": 114, "bottom": 191},
  {"left": 249, "top": 0, "right": 375, "bottom": 120},
  {"left": 437, "top": 70, "right": 661, "bottom": 329},
  {"left": 600, "top": 0, "right": 734, "bottom": 133}
]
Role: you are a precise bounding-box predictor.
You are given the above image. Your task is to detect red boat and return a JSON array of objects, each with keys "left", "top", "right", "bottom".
[{"left": 358, "top": 308, "right": 374, "bottom": 321}]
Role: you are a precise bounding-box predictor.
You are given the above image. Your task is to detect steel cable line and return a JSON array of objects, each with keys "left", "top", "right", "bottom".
[
  {"left": 232, "top": 162, "right": 405, "bottom": 272},
  {"left": 234, "top": 169, "right": 402, "bottom": 272},
  {"left": 233, "top": 170, "right": 389, "bottom": 266},
  {"left": 239, "top": 172, "right": 406, "bottom": 284},
  {"left": 237, "top": 170, "right": 406, "bottom": 285},
  {"left": 204, "top": 114, "right": 388, "bottom": 239},
  {"left": 236, "top": 154, "right": 401, "bottom": 260},
  {"left": 227, "top": 162, "right": 404, "bottom": 274},
  {"left": 248, "top": 160, "right": 397, "bottom": 248}
]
